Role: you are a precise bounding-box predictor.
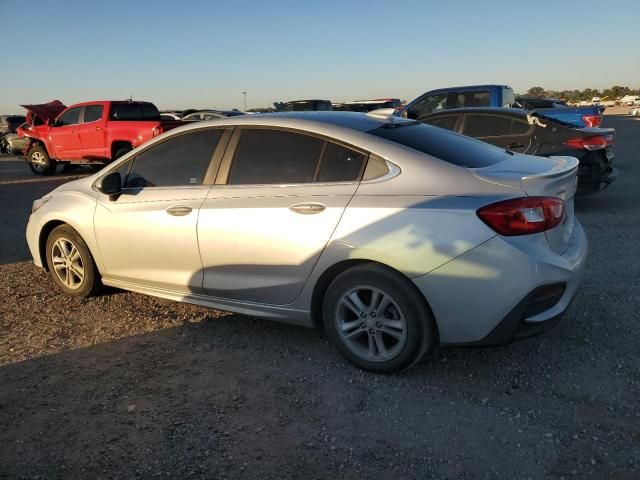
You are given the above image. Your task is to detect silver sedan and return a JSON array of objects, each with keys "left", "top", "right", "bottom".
[{"left": 26, "top": 112, "right": 587, "bottom": 372}]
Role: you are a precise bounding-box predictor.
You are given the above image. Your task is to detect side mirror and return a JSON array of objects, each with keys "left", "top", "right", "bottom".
[{"left": 99, "top": 171, "right": 122, "bottom": 195}]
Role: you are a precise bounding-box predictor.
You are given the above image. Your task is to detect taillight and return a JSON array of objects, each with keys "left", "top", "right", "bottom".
[
  {"left": 563, "top": 134, "right": 612, "bottom": 151},
  {"left": 582, "top": 114, "right": 601, "bottom": 127},
  {"left": 152, "top": 125, "right": 163, "bottom": 137},
  {"left": 477, "top": 197, "right": 565, "bottom": 236}
]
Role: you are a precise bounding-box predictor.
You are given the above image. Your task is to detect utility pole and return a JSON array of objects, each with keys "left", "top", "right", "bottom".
[{"left": 242, "top": 91, "right": 247, "bottom": 111}]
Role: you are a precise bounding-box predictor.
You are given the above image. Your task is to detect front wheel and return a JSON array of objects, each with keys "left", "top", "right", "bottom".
[
  {"left": 322, "top": 263, "right": 437, "bottom": 373},
  {"left": 28, "top": 145, "right": 56, "bottom": 176},
  {"left": 45, "top": 225, "right": 101, "bottom": 298}
]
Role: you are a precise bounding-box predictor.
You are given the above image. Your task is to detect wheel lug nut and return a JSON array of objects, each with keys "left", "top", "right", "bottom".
[
  {"left": 369, "top": 328, "right": 374, "bottom": 334},
  {"left": 370, "top": 312, "right": 376, "bottom": 317},
  {"left": 360, "top": 323, "right": 365, "bottom": 329},
  {"left": 376, "top": 322, "right": 381, "bottom": 328},
  {"left": 360, "top": 312, "right": 366, "bottom": 318}
]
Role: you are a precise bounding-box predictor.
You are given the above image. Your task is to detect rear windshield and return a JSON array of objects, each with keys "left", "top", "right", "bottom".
[
  {"left": 109, "top": 102, "right": 160, "bottom": 121},
  {"left": 369, "top": 123, "right": 510, "bottom": 168}
]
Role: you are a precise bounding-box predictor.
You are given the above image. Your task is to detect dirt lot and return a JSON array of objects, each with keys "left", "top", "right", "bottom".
[{"left": 1, "top": 109, "right": 638, "bottom": 479}]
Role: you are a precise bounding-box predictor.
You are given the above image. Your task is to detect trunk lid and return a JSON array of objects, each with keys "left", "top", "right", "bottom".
[{"left": 473, "top": 154, "right": 579, "bottom": 254}]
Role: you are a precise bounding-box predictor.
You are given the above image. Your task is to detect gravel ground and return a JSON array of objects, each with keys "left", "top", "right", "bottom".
[{"left": 0, "top": 111, "right": 638, "bottom": 479}]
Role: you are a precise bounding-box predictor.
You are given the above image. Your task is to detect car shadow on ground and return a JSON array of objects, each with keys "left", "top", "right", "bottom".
[{"left": 1, "top": 288, "right": 634, "bottom": 480}]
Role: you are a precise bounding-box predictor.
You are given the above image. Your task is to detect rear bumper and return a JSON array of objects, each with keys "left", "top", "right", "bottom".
[
  {"left": 412, "top": 220, "right": 588, "bottom": 345},
  {"left": 451, "top": 283, "right": 570, "bottom": 346}
]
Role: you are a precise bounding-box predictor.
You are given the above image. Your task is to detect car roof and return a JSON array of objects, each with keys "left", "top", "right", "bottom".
[
  {"left": 425, "top": 107, "right": 527, "bottom": 117},
  {"left": 221, "top": 111, "right": 412, "bottom": 131},
  {"left": 425, "top": 85, "right": 511, "bottom": 94},
  {"left": 517, "top": 96, "right": 565, "bottom": 102}
]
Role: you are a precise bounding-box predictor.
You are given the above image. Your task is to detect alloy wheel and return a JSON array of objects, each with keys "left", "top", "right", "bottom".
[
  {"left": 31, "top": 151, "right": 47, "bottom": 172},
  {"left": 51, "top": 237, "right": 85, "bottom": 290},
  {"left": 335, "top": 286, "right": 408, "bottom": 363}
]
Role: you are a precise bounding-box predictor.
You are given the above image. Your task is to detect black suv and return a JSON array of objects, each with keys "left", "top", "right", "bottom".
[{"left": 274, "top": 100, "right": 332, "bottom": 112}]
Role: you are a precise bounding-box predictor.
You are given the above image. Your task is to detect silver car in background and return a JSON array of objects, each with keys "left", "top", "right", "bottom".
[{"left": 26, "top": 112, "right": 587, "bottom": 373}]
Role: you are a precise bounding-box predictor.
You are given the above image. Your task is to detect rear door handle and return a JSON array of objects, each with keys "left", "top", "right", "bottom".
[
  {"left": 166, "top": 205, "right": 192, "bottom": 216},
  {"left": 289, "top": 202, "right": 326, "bottom": 214}
]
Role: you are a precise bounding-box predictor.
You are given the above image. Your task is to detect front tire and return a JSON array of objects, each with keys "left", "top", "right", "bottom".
[
  {"left": 28, "top": 145, "right": 56, "bottom": 176},
  {"left": 322, "top": 263, "right": 437, "bottom": 373},
  {"left": 45, "top": 225, "right": 101, "bottom": 298}
]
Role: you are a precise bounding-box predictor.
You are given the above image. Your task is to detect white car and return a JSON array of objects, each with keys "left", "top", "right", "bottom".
[{"left": 629, "top": 106, "right": 640, "bottom": 117}]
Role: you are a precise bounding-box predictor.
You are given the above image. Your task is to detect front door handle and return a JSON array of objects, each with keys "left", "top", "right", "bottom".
[
  {"left": 289, "top": 202, "right": 326, "bottom": 215},
  {"left": 166, "top": 205, "right": 192, "bottom": 216}
]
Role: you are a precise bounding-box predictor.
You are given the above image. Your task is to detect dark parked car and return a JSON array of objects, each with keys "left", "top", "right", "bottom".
[
  {"left": 182, "top": 110, "right": 246, "bottom": 121},
  {"left": 0, "top": 115, "right": 26, "bottom": 134},
  {"left": 515, "top": 97, "right": 569, "bottom": 109},
  {"left": 333, "top": 98, "right": 402, "bottom": 113},
  {"left": 274, "top": 100, "right": 332, "bottom": 111},
  {"left": 420, "top": 107, "right": 616, "bottom": 192}
]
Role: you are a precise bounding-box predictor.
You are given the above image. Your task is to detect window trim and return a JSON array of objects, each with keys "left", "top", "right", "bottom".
[
  {"left": 215, "top": 126, "right": 370, "bottom": 188},
  {"left": 93, "top": 126, "right": 232, "bottom": 192}
]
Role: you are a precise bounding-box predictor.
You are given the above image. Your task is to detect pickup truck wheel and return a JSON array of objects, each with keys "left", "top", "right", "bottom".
[
  {"left": 114, "top": 146, "right": 132, "bottom": 159},
  {"left": 28, "top": 146, "right": 57, "bottom": 176}
]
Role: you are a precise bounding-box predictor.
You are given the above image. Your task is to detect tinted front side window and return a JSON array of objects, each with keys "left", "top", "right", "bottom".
[
  {"left": 57, "top": 108, "right": 82, "bottom": 126},
  {"left": 369, "top": 123, "right": 510, "bottom": 168},
  {"left": 463, "top": 115, "right": 512, "bottom": 137},
  {"left": 228, "top": 130, "right": 324, "bottom": 185},
  {"left": 125, "top": 129, "right": 222, "bottom": 188},
  {"left": 317, "top": 143, "right": 366, "bottom": 182},
  {"left": 510, "top": 119, "right": 531, "bottom": 135},
  {"left": 110, "top": 103, "right": 161, "bottom": 121},
  {"left": 84, "top": 105, "right": 104, "bottom": 123}
]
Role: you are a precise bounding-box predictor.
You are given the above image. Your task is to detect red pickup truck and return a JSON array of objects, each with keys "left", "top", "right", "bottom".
[{"left": 17, "top": 100, "right": 182, "bottom": 175}]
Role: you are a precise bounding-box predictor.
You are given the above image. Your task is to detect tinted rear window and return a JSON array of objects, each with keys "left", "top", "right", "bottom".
[
  {"left": 110, "top": 103, "right": 160, "bottom": 121},
  {"left": 369, "top": 123, "right": 510, "bottom": 168}
]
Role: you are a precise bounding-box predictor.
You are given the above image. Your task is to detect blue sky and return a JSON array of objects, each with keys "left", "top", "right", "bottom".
[{"left": 1, "top": 0, "right": 638, "bottom": 112}]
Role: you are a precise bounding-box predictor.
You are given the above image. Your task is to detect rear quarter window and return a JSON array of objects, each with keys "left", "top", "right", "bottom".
[
  {"left": 109, "top": 103, "right": 160, "bottom": 121},
  {"left": 369, "top": 123, "right": 511, "bottom": 168}
]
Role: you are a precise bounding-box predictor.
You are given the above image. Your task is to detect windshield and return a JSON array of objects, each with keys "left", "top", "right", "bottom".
[{"left": 369, "top": 123, "right": 511, "bottom": 168}]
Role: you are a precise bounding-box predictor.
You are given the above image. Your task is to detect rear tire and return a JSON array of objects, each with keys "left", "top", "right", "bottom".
[
  {"left": 45, "top": 225, "right": 101, "bottom": 298},
  {"left": 28, "top": 145, "right": 56, "bottom": 176},
  {"left": 114, "top": 146, "right": 132, "bottom": 159},
  {"left": 322, "top": 263, "right": 437, "bottom": 373}
]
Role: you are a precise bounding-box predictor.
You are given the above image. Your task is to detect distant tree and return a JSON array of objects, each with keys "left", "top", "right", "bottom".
[{"left": 526, "top": 86, "right": 547, "bottom": 97}]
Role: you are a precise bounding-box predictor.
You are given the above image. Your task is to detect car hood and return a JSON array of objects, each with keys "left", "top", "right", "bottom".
[{"left": 20, "top": 100, "right": 67, "bottom": 122}]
